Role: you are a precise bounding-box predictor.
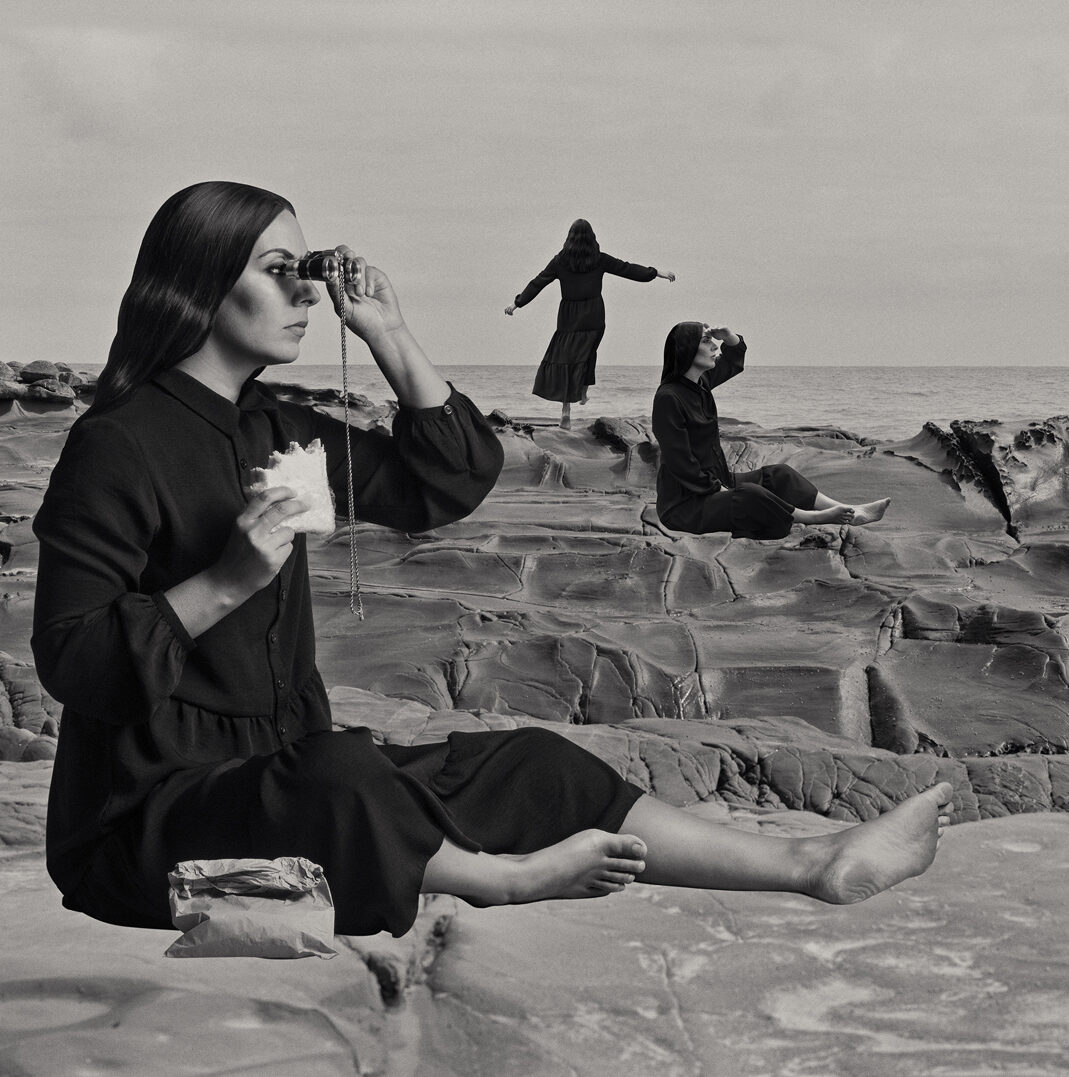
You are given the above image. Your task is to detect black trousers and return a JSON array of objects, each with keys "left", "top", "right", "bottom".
[{"left": 661, "top": 464, "right": 819, "bottom": 539}]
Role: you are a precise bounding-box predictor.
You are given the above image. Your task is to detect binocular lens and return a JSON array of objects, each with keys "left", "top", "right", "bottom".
[{"left": 274, "top": 251, "right": 343, "bottom": 282}]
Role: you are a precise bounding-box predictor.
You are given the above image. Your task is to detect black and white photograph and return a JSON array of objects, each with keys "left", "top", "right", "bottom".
[{"left": 1, "top": 3, "right": 1067, "bottom": 1073}]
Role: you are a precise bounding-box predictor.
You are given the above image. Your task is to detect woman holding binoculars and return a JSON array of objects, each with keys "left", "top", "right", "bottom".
[{"left": 32, "top": 181, "right": 952, "bottom": 940}]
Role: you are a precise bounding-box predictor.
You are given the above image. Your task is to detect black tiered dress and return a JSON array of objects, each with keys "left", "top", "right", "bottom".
[
  {"left": 652, "top": 338, "right": 819, "bottom": 539},
  {"left": 514, "top": 252, "right": 657, "bottom": 403},
  {"left": 33, "top": 369, "right": 643, "bottom": 937}
]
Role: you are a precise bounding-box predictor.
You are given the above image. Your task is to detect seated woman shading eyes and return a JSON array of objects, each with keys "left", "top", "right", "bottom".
[{"left": 653, "top": 322, "right": 891, "bottom": 539}]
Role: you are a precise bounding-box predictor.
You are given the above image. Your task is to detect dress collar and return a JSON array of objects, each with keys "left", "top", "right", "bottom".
[
  {"left": 153, "top": 367, "right": 279, "bottom": 436},
  {"left": 669, "top": 374, "right": 709, "bottom": 395}
]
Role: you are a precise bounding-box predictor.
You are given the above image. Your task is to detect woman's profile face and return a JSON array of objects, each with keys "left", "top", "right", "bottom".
[
  {"left": 207, "top": 210, "right": 321, "bottom": 370},
  {"left": 690, "top": 323, "right": 723, "bottom": 370}
]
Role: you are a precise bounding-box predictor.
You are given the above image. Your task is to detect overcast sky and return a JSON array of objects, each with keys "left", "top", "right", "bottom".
[{"left": 3, "top": 1, "right": 1066, "bottom": 369}]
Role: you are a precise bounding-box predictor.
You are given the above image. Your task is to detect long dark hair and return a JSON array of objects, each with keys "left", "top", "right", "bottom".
[
  {"left": 92, "top": 181, "right": 294, "bottom": 411},
  {"left": 559, "top": 218, "right": 600, "bottom": 273}
]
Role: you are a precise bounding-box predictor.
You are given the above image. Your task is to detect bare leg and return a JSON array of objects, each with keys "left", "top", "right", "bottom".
[
  {"left": 421, "top": 830, "right": 647, "bottom": 906},
  {"left": 620, "top": 782, "right": 953, "bottom": 904},
  {"left": 579, "top": 387, "right": 589, "bottom": 405},
  {"left": 560, "top": 402, "right": 571, "bottom": 430},
  {"left": 812, "top": 491, "right": 891, "bottom": 526}
]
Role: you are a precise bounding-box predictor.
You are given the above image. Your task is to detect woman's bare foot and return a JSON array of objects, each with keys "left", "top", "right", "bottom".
[
  {"left": 579, "top": 388, "right": 589, "bottom": 405},
  {"left": 560, "top": 403, "right": 572, "bottom": 430},
  {"left": 804, "top": 782, "right": 954, "bottom": 905},
  {"left": 850, "top": 498, "right": 891, "bottom": 525},
  {"left": 501, "top": 830, "right": 647, "bottom": 903},
  {"left": 793, "top": 505, "right": 855, "bottom": 526}
]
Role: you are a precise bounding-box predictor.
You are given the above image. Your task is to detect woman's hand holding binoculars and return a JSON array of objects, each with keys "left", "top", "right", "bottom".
[
  {"left": 275, "top": 243, "right": 448, "bottom": 408},
  {"left": 324, "top": 246, "right": 407, "bottom": 347}
]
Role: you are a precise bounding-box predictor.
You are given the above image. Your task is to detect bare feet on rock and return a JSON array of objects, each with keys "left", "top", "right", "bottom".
[
  {"left": 805, "top": 782, "right": 954, "bottom": 905},
  {"left": 849, "top": 497, "right": 891, "bottom": 525},
  {"left": 501, "top": 830, "right": 647, "bottom": 903},
  {"left": 794, "top": 505, "right": 855, "bottom": 526}
]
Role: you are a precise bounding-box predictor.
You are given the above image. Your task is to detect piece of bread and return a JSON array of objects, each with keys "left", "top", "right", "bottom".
[{"left": 248, "top": 439, "right": 336, "bottom": 534}]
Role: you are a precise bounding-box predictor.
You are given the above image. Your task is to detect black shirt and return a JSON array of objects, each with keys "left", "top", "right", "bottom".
[{"left": 651, "top": 338, "right": 747, "bottom": 521}]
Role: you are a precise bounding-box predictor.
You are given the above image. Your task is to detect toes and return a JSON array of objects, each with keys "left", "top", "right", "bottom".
[
  {"left": 605, "top": 856, "right": 646, "bottom": 875},
  {"left": 601, "top": 871, "right": 636, "bottom": 886},
  {"left": 608, "top": 835, "right": 646, "bottom": 859}
]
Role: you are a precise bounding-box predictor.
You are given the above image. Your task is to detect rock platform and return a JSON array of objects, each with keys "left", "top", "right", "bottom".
[{"left": 2, "top": 391, "right": 1068, "bottom": 1073}]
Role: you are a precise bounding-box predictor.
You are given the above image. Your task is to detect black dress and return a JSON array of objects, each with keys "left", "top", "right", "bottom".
[
  {"left": 651, "top": 338, "right": 818, "bottom": 539},
  {"left": 514, "top": 252, "right": 657, "bottom": 403},
  {"left": 32, "top": 369, "right": 643, "bottom": 937}
]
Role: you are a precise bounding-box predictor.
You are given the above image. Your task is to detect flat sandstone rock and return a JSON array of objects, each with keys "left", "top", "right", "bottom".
[{"left": 2, "top": 398, "right": 1069, "bottom": 1071}]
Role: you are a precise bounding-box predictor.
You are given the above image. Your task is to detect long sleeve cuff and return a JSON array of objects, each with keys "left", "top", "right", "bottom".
[{"left": 151, "top": 591, "right": 197, "bottom": 652}]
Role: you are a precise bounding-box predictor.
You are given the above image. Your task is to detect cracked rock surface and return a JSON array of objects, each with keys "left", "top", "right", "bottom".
[
  {"left": 309, "top": 411, "right": 1069, "bottom": 822},
  {"left": 1, "top": 397, "right": 1068, "bottom": 1072}
]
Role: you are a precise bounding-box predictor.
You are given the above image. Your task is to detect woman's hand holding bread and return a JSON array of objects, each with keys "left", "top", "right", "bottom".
[{"left": 211, "top": 486, "right": 308, "bottom": 602}]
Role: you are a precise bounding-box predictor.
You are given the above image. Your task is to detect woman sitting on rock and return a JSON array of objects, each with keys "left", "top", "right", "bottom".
[
  {"left": 34, "top": 182, "right": 948, "bottom": 941},
  {"left": 653, "top": 321, "right": 891, "bottom": 539}
]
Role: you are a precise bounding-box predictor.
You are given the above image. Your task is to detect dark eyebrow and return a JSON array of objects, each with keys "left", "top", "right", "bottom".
[{"left": 258, "top": 247, "right": 295, "bottom": 260}]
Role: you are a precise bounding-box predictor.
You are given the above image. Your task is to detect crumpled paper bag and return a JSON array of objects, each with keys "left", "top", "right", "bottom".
[{"left": 165, "top": 856, "right": 338, "bottom": 959}]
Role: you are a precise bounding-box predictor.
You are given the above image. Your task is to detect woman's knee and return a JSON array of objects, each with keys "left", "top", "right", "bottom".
[
  {"left": 510, "top": 727, "right": 567, "bottom": 753},
  {"left": 733, "top": 480, "right": 774, "bottom": 502},
  {"left": 764, "top": 463, "right": 802, "bottom": 485}
]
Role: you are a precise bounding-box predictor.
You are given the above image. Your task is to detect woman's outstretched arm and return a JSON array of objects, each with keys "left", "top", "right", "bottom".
[
  {"left": 506, "top": 259, "right": 558, "bottom": 314},
  {"left": 600, "top": 253, "right": 676, "bottom": 282}
]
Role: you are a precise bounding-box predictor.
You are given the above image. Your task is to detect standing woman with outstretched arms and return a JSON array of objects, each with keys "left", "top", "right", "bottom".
[{"left": 505, "top": 219, "right": 675, "bottom": 428}]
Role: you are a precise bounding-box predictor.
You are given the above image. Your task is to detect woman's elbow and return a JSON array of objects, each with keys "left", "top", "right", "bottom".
[
  {"left": 30, "top": 630, "right": 78, "bottom": 708},
  {"left": 425, "top": 443, "right": 503, "bottom": 527}
]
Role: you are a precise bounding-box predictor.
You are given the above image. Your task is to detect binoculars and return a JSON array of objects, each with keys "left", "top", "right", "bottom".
[{"left": 272, "top": 250, "right": 359, "bottom": 284}]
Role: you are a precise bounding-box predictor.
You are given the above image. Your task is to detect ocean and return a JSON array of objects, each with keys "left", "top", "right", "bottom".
[
  {"left": 259, "top": 363, "right": 1067, "bottom": 443},
  {"left": 72, "top": 363, "right": 1067, "bottom": 443}
]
